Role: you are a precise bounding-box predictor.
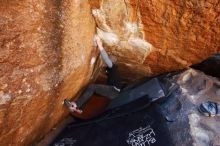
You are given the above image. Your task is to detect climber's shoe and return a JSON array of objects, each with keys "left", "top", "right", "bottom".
[
  {"left": 64, "top": 99, "right": 83, "bottom": 114},
  {"left": 64, "top": 99, "right": 72, "bottom": 107},
  {"left": 198, "top": 101, "right": 220, "bottom": 117}
]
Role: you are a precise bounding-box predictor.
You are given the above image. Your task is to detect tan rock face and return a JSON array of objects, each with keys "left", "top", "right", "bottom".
[
  {"left": 91, "top": 0, "right": 220, "bottom": 80},
  {"left": 0, "top": 0, "right": 95, "bottom": 145},
  {"left": 0, "top": 0, "right": 219, "bottom": 145}
]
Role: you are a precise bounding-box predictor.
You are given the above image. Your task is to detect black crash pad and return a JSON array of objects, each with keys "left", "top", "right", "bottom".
[
  {"left": 51, "top": 77, "right": 175, "bottom": 146},
  {"left": 51, "top": 104, "right": 173, "bottom": 146}
]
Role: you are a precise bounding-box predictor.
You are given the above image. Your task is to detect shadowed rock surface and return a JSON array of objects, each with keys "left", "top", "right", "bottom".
[
  {"left": 163, "top": 69, "right": 220, "bottom": 146},
  {"left": 192, "top": 53, "right": 220, "bottom": 79},
  {"left": 48, "top": 69, "right": 220, "bottom": 146},
  {"left": 0, "top": 0, "right": 219, "bottom": 145}
]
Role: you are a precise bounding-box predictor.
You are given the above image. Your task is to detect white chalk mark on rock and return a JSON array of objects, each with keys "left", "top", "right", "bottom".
[
  {"left": 97, "top": 28, "right": 119, "bottom": 46},
  {"left": 0, "top": 91, "right": 12, "bottom": 104}
]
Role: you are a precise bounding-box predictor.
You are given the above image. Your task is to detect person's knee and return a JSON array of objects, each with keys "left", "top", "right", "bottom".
[{"left": 88, "top": 84, "right": 96, "bottom": 90}]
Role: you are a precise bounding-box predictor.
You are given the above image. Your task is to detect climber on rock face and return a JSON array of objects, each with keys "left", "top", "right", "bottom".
[{"left": 64, "top": 36, "right": 122, "bottom": 114}]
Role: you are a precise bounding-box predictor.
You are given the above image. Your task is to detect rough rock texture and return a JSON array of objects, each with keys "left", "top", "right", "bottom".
[
  {"left": 170, "top": 69, "right": 220, "bottom": 146},
  {"left": 0, "top": 0, "right": 220, "bottom": 145},
  {"left": 0, "top": 0, "right": 95, "bottom": 145},
  {"left": 91, "top": 0, "right": 220, "bottom": 81}
]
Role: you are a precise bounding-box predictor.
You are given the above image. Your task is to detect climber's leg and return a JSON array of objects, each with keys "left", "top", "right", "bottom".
[
  {"left": 75, "top": 84, "right": 120, "bottom": 108},
  {"left": 64, "top": 84, "right": 119, "bottom": 113}
]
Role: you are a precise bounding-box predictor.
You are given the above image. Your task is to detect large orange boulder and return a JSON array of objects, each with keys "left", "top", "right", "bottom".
[
  {"left": 91, "top": 0, "right": 220, "bottom": 80},
  {"left": 0, "top": 0, "right": 95, "bottom": 145},
  {"left": 0, "top": 0, "right": 219, "bottom": 145}
]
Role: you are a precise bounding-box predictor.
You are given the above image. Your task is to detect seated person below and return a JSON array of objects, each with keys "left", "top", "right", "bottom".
[{"left": 64, "top": 36, "right": 122, "bottom": 114}]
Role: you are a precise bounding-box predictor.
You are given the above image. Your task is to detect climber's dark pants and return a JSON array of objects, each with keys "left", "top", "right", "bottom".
[{"left": 76, "top": 84, "right": 120, "bottom": 108}]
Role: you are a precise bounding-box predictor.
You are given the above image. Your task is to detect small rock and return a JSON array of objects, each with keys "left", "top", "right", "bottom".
[{"left": 182, "top": 72, "right": 192, "bottom": 83}]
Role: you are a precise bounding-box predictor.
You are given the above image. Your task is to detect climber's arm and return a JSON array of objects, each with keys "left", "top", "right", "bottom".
[{"left": 94, "top": 36, "right": 113, "bottom": 68}]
